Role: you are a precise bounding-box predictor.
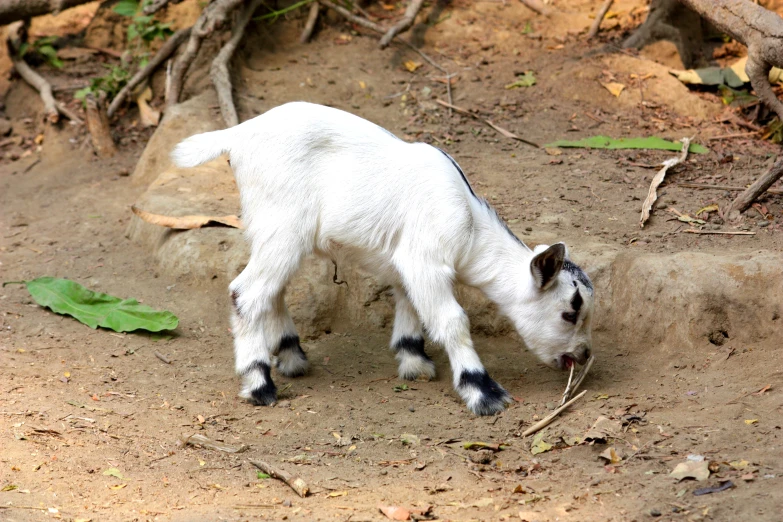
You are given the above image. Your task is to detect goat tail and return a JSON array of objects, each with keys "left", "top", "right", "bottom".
[{"left": 170, "top": 128, "right": 234, "bottom": 168}]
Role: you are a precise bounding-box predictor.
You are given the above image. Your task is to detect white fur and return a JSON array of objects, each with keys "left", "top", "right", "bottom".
[{"left": 172, "top": 102, "right": 594, "bottom": 415}]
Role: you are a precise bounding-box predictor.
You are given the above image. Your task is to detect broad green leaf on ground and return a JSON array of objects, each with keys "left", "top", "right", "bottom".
[
  {"left": 4, "top": 277, "right": 178, "bottom": 332},
  {"left": 544, "top": 136, "right": 708, "bottom": 154},
  {"left": 505, "top": 71, "right": 536, "bottom": 89}
]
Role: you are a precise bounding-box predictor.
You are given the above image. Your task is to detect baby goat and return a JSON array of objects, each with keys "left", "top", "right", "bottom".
[{"left": 172, "top": 102, "right": 594, "bottom": 415}]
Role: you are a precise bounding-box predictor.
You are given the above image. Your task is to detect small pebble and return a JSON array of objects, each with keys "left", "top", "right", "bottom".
[
  {"left": 650, "top": 508, "right": 661, "bottom": 517},
  {"left": 276, "top": 400, "right": 291, "bottom": 408},
  {"left": 408, "top": 405, "right": 415, "bottom": 412},
  {"left": 469, "top": 449, "right": 494, "bottom": 464},
  {"left": 380, "top": 469, "right": 388, "bottom": 475},
  {"left": 282, "top": 499, "right": 292, "bottom": 507}
]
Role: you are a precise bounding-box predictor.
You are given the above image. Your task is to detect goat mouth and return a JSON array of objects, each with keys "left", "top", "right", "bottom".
[{"left": 557, "top": 354, "right": 576, "bottom": 371}]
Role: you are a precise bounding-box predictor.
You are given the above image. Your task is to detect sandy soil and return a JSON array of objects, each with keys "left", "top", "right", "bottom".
[{"left": 1, "top": 1, "right": 782, "bottom": 521}]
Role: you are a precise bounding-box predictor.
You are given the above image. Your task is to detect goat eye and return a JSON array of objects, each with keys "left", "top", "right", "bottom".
[{"left": 562, "top": 311, "right": 578, "bottom": 324}]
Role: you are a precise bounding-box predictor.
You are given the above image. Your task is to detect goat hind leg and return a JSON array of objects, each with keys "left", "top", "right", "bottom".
[{"left": 273, "top": 293, "right": 309, "bottom": 377}]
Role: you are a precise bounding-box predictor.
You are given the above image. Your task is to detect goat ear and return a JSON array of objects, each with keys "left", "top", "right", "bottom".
[{"left": 530, "top": 243, "right": 565, "bottom": 290}]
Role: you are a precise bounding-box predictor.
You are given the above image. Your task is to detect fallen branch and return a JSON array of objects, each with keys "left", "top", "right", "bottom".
[
  {"left": 131, "top": 205, "right": 243, "bottom": 230},
  {"left": 249, "top": 459, "right": 309, "bottom": 497},
  {"left": 684, "top": 229, "right": 756, "bottom": 235},
  {"left": 182, "top": 433, "right": 248, "bottom": 453},
  {"left": 678, "top": 183, "right": 783, "bottom": 195},
  {"left": 639, "top": 137, "right": 690, "bottom": 228},
  {"left": 166, "top": 0, "right": 245, "bottom": 109},
  {"left": 7, "top": 22, "right": 58, "bottom": 123},
  {"left": 0, "top": 0, "right": 96, "bottom": 26},
  {"left": 319, "top": 0, "right": 446, "bottom": 73},
  {"left": 436, "top": 99, "right": 539, "bottom": 147},
  {"left": 300, "top": 1, "right": 320, "bottom": 43},
  {"left": 522, "top": 390, "right": 587, "bottom": 438},
  {"left": 108, "top": 27, "right": 192, "bottom": 118},
  {"left": 725, "top": 156, "right": 783, "bottom": 220},
  {"left": 519, "top": 0, "right": 551, "bottom": 16},
  {"left": 211, "top": 0, "right": 262, "bottom": 127},
  {"left": 706, "top": 132, "right": 758, "bottom": 141},
  {"left": 379, "top": 0, "right": 425, "bottom": 49},
  {"left": 587, "top": 0, "right": 614, "bottom": 39}
]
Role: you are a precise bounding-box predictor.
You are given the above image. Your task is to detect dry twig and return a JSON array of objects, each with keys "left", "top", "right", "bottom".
[
  {"left": 678, "top": 183, "right": 783, "bottom": 195},
  {"left": 560, "top": 355, "right": 594, "bottom": 406},
  {"left": 726, "top": 156, "right": 783, "bottom": 220},
  {"left": 250, "top": 459, "right": 309, "bottom": 497},
  {"left": 154, "top": 350, "right": 171, "bottom": 364},
  {"left": 523, "top": 390, "right": 587, "bottom": 437},
  {"left": 587, "top": 0, "right": 614, "bottom": 39},
  {"left": 436, "top": 99, "right": 539, "bottom": 147},
  {"left": 300, "top": 1, "right": 321, "bottom": 43},
  {"left": 211, "top": 0, "right": 263, "bottom": 127},
  {"left": 639, "top": 137, "right": 690, "bottom": 228},
  {"left": 684, "top": 229, "right": 755, "bottom": 235},
  {"left": 108, "top": 27, "right": 192, "bottom": 118},
  {"left": 379, "top": 0, "right": 425, "bottom": 49}
]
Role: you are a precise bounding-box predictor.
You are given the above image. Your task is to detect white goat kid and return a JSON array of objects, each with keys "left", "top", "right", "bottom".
[{"left": 172, "top": 102, "right": 594, "bottom": 416}]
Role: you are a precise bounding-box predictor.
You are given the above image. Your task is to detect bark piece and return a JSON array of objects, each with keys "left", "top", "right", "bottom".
[{"left": 85, "top": 93, "right": 116, "bottom": 158}]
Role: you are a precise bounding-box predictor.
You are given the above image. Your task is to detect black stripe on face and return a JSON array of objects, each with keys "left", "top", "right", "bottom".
[
  {"left": 562, "top": 260, "right": 593, "bottom": 291},
  {"left": 562, "top": 289, "right": 582, "bottom": 324}
]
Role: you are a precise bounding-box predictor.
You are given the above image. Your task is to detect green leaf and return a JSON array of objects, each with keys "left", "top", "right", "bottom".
[
  {"left": 103, "top": 467, "right": 125, "bottom": 480},
  {"left": 543, "top": 135, "right": 708, "bottom": 154},
  {"left": 256, "top": 472, "right": 270, "bottom": 479},
  {"left": 1, "top": 484, "right": 18, "bottom": 492},
  {"left": 38, "top": 45, "right": 63, "bottom": 68},
  {"left": 11, "top": 277, "right": 178, "bottom": 333},
  {"left": 505, "top": 71, "right": 536, "bottom": 89},
  {"left": 113, "top": 0, "right": 139, "bottom": 17}
]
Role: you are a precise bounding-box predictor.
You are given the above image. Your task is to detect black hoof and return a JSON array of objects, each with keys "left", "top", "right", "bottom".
[{"left": 457, "top": 369, "right": 512, "bottom": 416}]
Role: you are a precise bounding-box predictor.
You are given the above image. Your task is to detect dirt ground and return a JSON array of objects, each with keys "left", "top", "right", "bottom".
[{"left": 1, "top": 1, "right": 782, "bottom": 521}]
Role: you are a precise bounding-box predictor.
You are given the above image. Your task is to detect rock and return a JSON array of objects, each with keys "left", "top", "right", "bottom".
[
  {"left": 276, "top": 400, "right": 291, "bottom": 409},
  {"left": 469, "top": 449, "right": 494, "bottom": 464},
  {"left": 0, "top": 117, "right": 12, "bottom": 136},
  {"left": 650, "top": 508, "right": 662, "bottom": 517}
]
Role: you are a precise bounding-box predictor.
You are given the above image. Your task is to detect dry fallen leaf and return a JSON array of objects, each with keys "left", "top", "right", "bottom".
[
  {"left": 640, "top": 138, "right": 690, "bottom": 228},
  {"left": 131, "top": 206, "right": 242, "bottom": 230},
  {"left": 108, "top": 484, "right": 126, "bottom": 490},
  {"left": 730, "top": 459, "right": 749, "bottom": 469},
  {"left": 379, "top": 505, "right": 410, "bottom": 520},
  {"left": 598, "top": 447, "right": 622, "bottom": 464},
  {"left": 327, "top": 490, "right": 348, "bottom": 498},
  {"left": 744, "top": 419, "right": 758, "bottom": 425},
  {"left": 583, "top": 416, "right": 621, "bottom": 442},
  {"left": 136, "top": 86, "right": 160, "bottom": 127},
  {"left": 403, "top": 61, "right": 422, "bottom": 72},
  {"left": 601, "top": 82, "right": 625, "bottom": 97},
  {"left": 670, "top": 460, "right": 710, "bottom": 481}
]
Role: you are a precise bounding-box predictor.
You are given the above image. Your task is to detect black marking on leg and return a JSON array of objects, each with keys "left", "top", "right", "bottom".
[
  {"left": 394, "top": 336, "right": 433, "bottom": 362},
  {"left": 458, "top": 369, "right": 511, "bottom": 415},
  {"left": 245, "top": 361, "right": 277, "bottom": 406},
  {"left": 276, "top": 334, "right": 308, "bottom": 377}
]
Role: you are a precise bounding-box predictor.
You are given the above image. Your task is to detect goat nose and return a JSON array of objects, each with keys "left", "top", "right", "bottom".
[{"left": 576, "top": 345, "right": 591, "bottom": 364}]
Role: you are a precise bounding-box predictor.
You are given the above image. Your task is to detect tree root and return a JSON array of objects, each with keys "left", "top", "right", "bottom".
[
  {"left": 165, "top": 0, "right": 245, "bottom": 110},
  {"left": 210, "top": 0, "right": 262, "bottom": 127},
  {"left": 108, "top": 27, "right": 191, "bottom": 118},
  {"left": 379, "top": 0, "right": 424, "bottom": 49},
  {"left": 143, "top": 0, "right": 185, "bottom": 15},
  {"left": 726, "top": 156, "right": 783, "bottom": 220},
  {"left": 0, "top": 0, "right": 95, "bottom": 27},
  {"left": 300, "top": 1, "right": 320, "bottom": 44},
  {"left": 319, "top": 0, "right": 446, "bottom": 72},
  {"left": 587, "top": 0, "right": 614, "bottom": 40},
  {"left": 6, "top": 21, "right": 79, "bottom": 124}
]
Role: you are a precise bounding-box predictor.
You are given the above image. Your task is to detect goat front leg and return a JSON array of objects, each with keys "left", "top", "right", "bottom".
[
  {"left": 391, "top": 286, "right": 436, "bottom": 381},
  {"left": 398, "top": 263, "right": 511, "bottom": 415}
]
